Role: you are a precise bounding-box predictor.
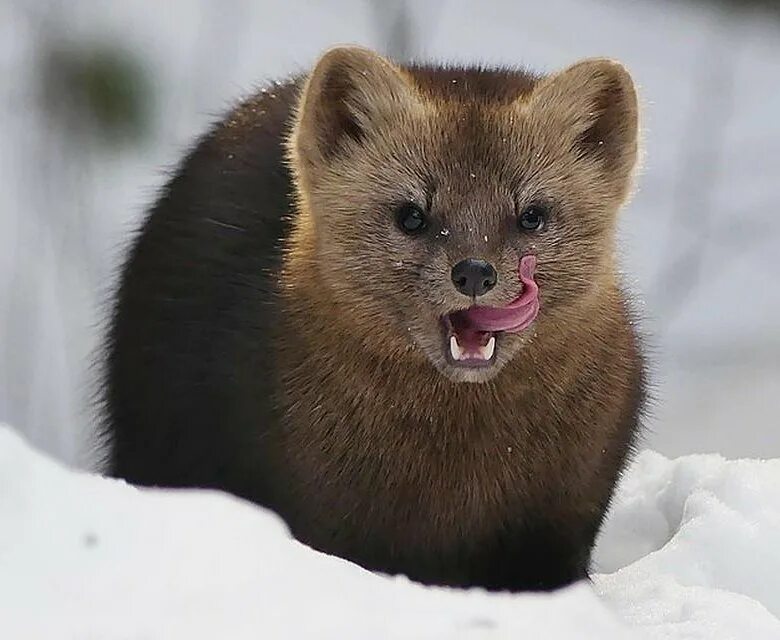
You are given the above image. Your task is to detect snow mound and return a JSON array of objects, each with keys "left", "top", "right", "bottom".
[
  {"left": 593, "top": 450, "right": 780, "bottom": 639},
  {"left": 0, "top": 425, "right": 628, "bottom": 639},
  {"left": 1, "top": 424, "right": 779, "bottom": 639}
]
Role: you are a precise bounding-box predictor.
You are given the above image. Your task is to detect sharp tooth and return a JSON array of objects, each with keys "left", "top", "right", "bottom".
[
  {"left": 449, "top": 335, "right": 464, "bottom": 361},
  {"left": 479, "top": 336, "right": 496, "bottom": 360}
]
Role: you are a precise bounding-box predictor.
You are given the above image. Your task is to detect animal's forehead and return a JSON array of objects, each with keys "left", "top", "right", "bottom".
[
  {"left": 384, "top": 100, "right": 507, "bottom": 155},
  {"left": 431, "top": 166, "right": 514, "bottom": 212},
  {"left": 407, "top": 112, "right": 530, "bottom": 186}
]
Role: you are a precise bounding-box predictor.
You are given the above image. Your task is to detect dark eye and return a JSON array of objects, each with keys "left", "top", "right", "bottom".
[
  {"left": 396, "top": 203, "right": 428, "bottom": 235},
  {"left": 517, "top": 204, "right": 547, "bottom": 232}
]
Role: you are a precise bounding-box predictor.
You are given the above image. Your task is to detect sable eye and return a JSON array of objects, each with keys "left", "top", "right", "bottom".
[
  {"left": 396, "top": 203, "right": 428, "bottom": 235},
  {"left": 517, "top": 204, "right": 547, "bottom": 232}
]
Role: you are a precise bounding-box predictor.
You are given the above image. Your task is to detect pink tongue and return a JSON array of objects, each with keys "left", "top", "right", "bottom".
[{"left": 457, "top": 255, "right": 540, "bottom": 334}]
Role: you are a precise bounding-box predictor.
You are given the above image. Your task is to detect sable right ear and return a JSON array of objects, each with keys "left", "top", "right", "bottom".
[
  {"left": 525, "top": 58, "right": 639, "bottom": 183},
  {"left": 291, "top": 46, "right": 421, "bottom": 170}
]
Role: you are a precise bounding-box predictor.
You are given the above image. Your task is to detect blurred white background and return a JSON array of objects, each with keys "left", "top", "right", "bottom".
[{"left": 1, "top": 0, "right": 779, "bottom": 469}]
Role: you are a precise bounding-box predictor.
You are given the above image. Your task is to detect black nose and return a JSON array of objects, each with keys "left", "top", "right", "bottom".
[{"left": 451, "top": 259, "right": 498, "bottom": 297}]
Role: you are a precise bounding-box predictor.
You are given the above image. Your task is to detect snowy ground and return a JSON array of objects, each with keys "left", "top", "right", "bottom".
[{"left": 2, "top": 425, "right": 779, "bottom": 639}]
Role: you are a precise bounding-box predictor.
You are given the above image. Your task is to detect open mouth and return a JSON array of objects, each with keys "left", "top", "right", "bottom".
[
  {"left": 442, "top": 312, "right": 498, "bottom": 366},
  {"left": 441, "top": 255, "right": 540, "bottom": 368}
]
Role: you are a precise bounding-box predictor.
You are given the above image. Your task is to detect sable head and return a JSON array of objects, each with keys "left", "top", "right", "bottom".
[{"left": 288, "top": 46, "right": 639, "bottom": 383}]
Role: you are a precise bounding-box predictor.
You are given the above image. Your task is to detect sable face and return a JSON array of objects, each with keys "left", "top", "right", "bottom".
[{"left": 289, "top": 47, "right": 639, "bottom": 383}]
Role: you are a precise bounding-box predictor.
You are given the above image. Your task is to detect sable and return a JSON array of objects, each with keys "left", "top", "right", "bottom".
[{"left": 101, "top": 46, "right": 646, "bottom": 591}]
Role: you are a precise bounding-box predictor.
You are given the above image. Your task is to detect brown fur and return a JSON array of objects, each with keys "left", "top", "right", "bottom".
[
  {"left": 104, "top": 46, "right": 645, "bottom": 591},
  {"left": 276, "top": 48, "right": 643, "bottom": 584}
]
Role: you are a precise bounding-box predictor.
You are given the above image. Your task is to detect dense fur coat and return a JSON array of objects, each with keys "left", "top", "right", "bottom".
[{"left": 103, "top": 46, "right": 645, "bottom": 591}]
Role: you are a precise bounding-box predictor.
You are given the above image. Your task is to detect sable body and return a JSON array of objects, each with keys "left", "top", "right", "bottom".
[{"left": 104, "top": 49, "right": 645, "bottom": 591}]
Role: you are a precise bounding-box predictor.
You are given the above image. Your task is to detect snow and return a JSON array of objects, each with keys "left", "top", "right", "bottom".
[
  {"left": 0, "top": 424, "right": 628, "bottom": 640},
  {"left": 2, "top": 424, "right": 780, "bottom": 639},
  {"left": 593, "top": 451, "right": 780, "bottom": 639}
]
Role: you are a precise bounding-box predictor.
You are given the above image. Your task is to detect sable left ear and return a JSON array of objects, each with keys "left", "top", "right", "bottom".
[
  {"left": 290, "top": 46, "right": 422, "bottom": 178},
  {"left": 527, "top": 58, "right": 639, "bottom": 180}
]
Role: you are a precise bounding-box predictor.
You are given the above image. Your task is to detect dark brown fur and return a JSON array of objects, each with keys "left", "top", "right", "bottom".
[{"left": 103, "top": 46, "right": 645, "bottom": 591}]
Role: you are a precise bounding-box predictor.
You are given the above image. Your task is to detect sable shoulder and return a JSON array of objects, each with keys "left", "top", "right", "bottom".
[{"left": 210, "top": 76, "right": 305, "bottom": 149}]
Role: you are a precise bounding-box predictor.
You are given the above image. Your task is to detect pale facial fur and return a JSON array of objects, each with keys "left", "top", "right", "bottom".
[{"left": 288, "top": 47, "right": 638, "bottom": 383}]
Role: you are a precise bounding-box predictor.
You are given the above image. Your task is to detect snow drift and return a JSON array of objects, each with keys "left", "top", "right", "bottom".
[{"left": 1, "top": 424, "right": 778, "bottom": 639}]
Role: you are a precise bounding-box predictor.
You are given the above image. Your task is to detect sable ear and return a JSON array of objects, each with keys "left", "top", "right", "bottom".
[
  {"left": 292, "top": 46, "right": 421, "bottom": 170},
  {"left": 527, "top": 58, "right": 639, "bottom": 179}
]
